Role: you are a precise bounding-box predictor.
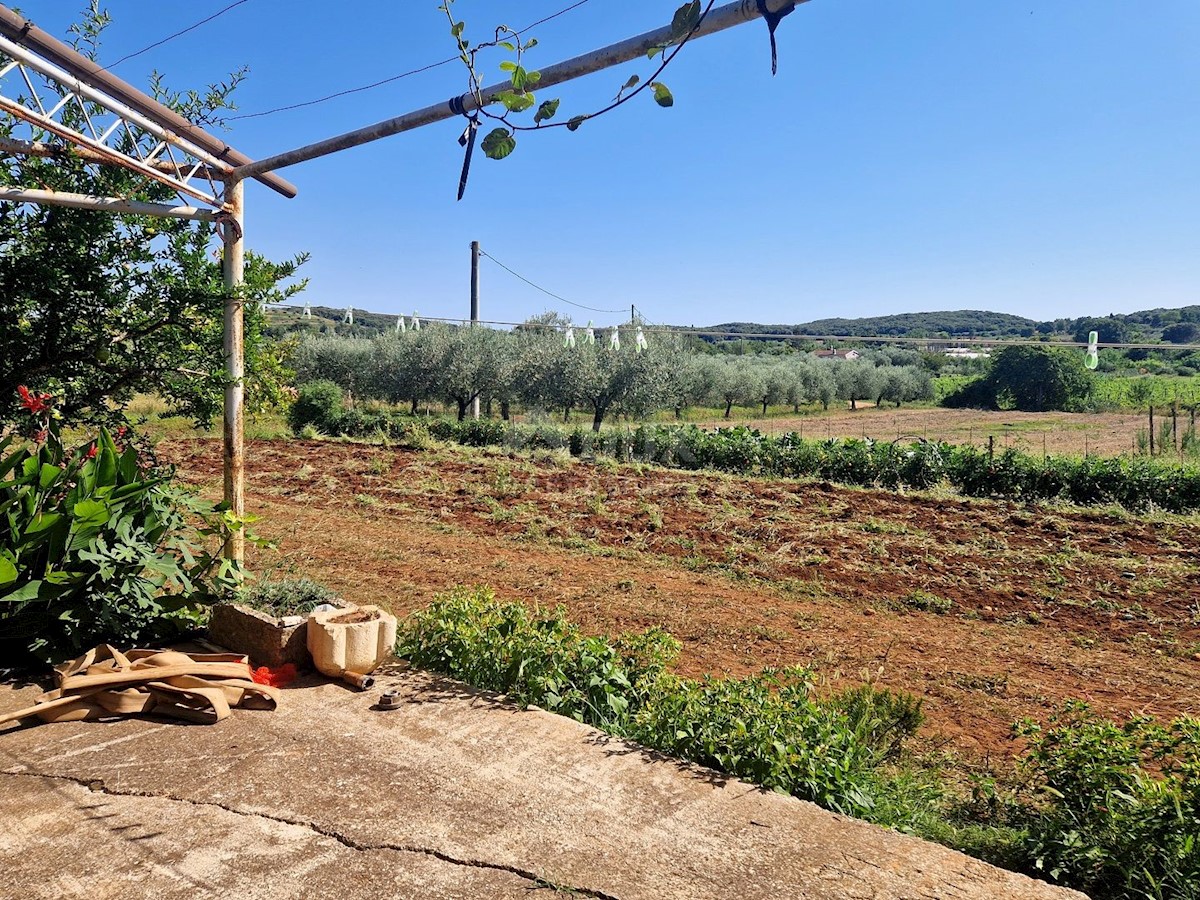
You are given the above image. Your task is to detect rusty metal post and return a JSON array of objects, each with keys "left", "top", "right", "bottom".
[{"left": 222, "top": 177, "right": 246, "bottom": 563}]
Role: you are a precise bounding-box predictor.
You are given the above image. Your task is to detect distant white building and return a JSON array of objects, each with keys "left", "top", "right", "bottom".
[
  {"left": 944, "top": 347, "right": 990, "bottom": 360},
  {"left": 813, "top": 349, "right": 861, "bottom": 361}
]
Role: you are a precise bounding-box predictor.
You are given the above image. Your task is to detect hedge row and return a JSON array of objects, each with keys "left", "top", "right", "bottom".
[{"left": 289, "top": 382, "right": 1200, "bottom": 513}]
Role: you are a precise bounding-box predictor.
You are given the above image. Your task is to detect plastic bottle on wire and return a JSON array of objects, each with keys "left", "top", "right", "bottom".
[
  {"left": 564, "top": 326, "right": 576, "bottom": 349},
  {"left": 302, "top": 301, "right": 312, "bottom": 319},
  {"left": 411, "top": 311, "right": 421, "bottom": 331},
  {"left": 1085, "top": 330, "right": 1099, "bottom": 370},
  {"left": 610, "top": 327, "right": 621, "bottom": 351},
  {"left": 343, "top": 306, "right": 354, "bottom": 325},
  {"left": 635, "top": 326, "right": 648, "bottom": 354},
  {"left": 585, "top": 321, "right": 595, "bottom": 345},
  {"left": 396, "top": 315, "right": 406, "bottom": 334}
]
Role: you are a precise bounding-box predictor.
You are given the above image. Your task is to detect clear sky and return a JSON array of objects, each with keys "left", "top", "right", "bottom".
[{"left": 16, "top": 1, "right": 1200, "bottom": 329}]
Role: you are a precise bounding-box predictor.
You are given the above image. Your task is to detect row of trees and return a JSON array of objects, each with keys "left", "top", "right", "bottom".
[{"left": 290, "top": 328, "right": 935, "bottom": 430}]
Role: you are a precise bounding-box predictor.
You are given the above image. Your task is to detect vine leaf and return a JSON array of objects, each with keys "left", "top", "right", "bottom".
[
  {"left": 651, "top": 82, "right": 674, "bottom": 108},
  {"left": 615, "top": 73, "right": 640, "bottom": 101},
  {"left": 534, "top": 99, "right": 561, "bottom": 124},
  {"left": 481, "top": 128, "right": 517, "bottom": 159}
]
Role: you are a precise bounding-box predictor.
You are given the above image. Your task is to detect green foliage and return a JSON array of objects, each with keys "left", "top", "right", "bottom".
[
  {"left": 0, "top": 398, "right": 244, "bottom": 663},
  {"left": 437, "top": 0, "right": 702, "bottom": 174},
  {"left": 985, "top": 345, "right": 1096, "bottom": 412},
  {"left": 288, "top": 380, "right": 345, "bottom": 436},
  {"left": 0, "top": 6, "right": 307, "bottom": 429},
  {"left": 1014, "top": 703, "right": 1200, "bottom": 899},
  {"left": 238, "top": 578, "right": 336, "bottom": 618},
  {"left": 293, "top": 412, "right": 1200, "bottom": 514},
  {"left": 397, "top": 591, "right": 1200, "bottom": 899},
  {"left": 398, "top": 587, "right": 678, "bottom": 732},
  {"left": 397, "top": 588, "right": 922, "bottom": 817}
]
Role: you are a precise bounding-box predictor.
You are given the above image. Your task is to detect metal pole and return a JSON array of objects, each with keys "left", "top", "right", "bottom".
[
  {"left": 470, "top": 240, "right": 481, "bottom": 420},
  {"left": 222, "top": 178, "right": 246, "bottom": 563},
  {"left": 233, "top": 0, "right": 807, "bottom": 180}
]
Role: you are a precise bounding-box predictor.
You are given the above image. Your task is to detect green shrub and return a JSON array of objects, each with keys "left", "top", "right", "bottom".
[
  {"left": 288, "top": 379, "right": 344, "bottom": 436},
  {"left": 396, "top": 588, "right": 920, "bottom": 818},
  {"left": 1, "top": 393, "right": 244, "bottom": 663},
  {"left": 395, "top": 590, "right": 1200, "bottom": 898},
  {"left": 1015, "top": 703, "right": 1200, "bottom": 899},
  {"left": 296, "top": 410, "right": 1200, "bottom": 514}
]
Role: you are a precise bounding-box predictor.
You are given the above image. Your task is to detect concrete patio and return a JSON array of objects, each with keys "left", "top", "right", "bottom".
[{"left": 1, "top": 667, "right": 1085, "bottom": 899}]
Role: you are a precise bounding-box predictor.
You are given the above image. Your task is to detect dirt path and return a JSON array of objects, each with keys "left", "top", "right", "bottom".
[{"left": 165, "top": 437, "right": 1200, "bottom": 758}]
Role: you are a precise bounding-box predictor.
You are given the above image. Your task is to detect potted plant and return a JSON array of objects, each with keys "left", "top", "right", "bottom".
[{"left": 208, "top": 578, "right": 343, "bottom": 668}]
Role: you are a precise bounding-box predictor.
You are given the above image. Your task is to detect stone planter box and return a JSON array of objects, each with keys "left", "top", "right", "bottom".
[{"left": 208, "top": 600, "right": 345, "bottom": 669}]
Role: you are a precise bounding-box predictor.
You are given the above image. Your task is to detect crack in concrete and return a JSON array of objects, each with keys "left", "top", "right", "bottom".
[{"left": 4, "top": 769, "right": 622, "bottom": 900}]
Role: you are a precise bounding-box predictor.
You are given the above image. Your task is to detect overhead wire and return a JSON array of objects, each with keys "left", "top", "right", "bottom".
[
  {"left": 103, "top": 0, "right": 252, "bottom": 70},
  {"left": 228, "top": 0, "right": 593, "bottom": 122},
  {"left": 480, "top": 250, "right": 626, "bottom": 315},
  {"left": 271, "top": 306, "right": 1200, "bottom": 352}
]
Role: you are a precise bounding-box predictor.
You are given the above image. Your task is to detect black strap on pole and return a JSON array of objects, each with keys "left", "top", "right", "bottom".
[
  {"left": 449, "top": 95, "right": 480, "bottom": 201},
  {"left": 756, "top": 0, "right": 797, "bottom": 76}
]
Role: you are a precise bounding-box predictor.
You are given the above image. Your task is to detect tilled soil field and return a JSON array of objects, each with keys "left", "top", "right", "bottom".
[{"left": 165, "top": 437, "right": 1200, "bottom": 758}]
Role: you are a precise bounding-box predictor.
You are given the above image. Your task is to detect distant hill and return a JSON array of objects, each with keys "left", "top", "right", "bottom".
[
  {"left": 707, "top": 310, "right": 1036, "bottom": 339},
  {"left": 266, "top": 303, "right": 1200, "bottom": 345}
]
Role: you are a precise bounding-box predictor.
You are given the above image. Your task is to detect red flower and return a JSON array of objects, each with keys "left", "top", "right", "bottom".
[
  {"left": 32, "top": 429, "right": 48, "bottom": 444},
  {"left": 85, "top": 443, "right": 97, "bottom": 459},
  {"left": 17, "top": 385, "right": 51, "bottom": 415}
]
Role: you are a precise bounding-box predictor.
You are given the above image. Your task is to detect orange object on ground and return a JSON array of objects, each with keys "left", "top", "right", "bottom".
[{"left": 251, "top": 663, "right": 298, "bottom": 687}]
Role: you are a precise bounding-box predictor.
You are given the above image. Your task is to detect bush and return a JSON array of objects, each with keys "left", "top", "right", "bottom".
[
  {"left": 1, "top": 391, "right": 244, "bottom": 663},
  {"left": 288, "top": 379, "right": 344, "bottom": 436},
  {"left": 396, "top": 590, "right": 1200, "bottom": 899},
  {"left": 296, "top": 411, "right": 1200, "bottom": 514},
  {"left": 1015, "top": 703, "right": 1200, "bottom": 899},
  {"left": 397, "top": 588, "right": 921, "bottom": 817}
]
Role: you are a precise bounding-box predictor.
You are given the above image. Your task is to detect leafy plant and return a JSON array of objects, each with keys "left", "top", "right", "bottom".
[
  {"left": 397, "top": 587, "right": 922, "bottom": 817},
  {"left": 440, "top": 0, "right": 712, "bottom": 175},
  {"left": 0, "top": 389, "right": 246, "bottom": 663},
  {"left": 238, "top": 577, "right": 336, "bottom": 618},
  {"left": 1014, "top": 703, "right": 1200, "bottom": 899}
]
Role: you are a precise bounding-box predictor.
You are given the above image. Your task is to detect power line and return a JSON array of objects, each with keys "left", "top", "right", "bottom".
[
  {"left": 480, "top": 250, "right": 626, "bottom": 315},
  {"left": 104, "top": 0, "right": 252, "bottom": 70},
  {"left": 229, "top": 0, "right": 592, "bottom": 122}
]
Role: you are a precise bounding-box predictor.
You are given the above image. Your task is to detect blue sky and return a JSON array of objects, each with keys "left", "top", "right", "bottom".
[{"left": 18, "top": 1, "right": 1200, "bottom": 328}]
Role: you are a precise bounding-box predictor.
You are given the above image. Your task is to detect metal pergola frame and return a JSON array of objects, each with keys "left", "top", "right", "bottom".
[{"left": 0, "top": 0, "right": 803, "bottom": 562}]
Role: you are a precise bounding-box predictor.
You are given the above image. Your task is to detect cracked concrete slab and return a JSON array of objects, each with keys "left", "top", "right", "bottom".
[{"left": 1, "top": 670, "right": 1087, "bottom": 900}]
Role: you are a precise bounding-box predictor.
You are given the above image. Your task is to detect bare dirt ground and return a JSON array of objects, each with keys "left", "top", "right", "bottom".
[
  {"left": 164, "top": 437, "right": 1200, "bottom": 759},
  {"left": 689, "top": 406, "right": 1157, "bottom": 458}
]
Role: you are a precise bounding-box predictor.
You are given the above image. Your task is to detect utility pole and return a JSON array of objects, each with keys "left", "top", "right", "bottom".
[
  {"left": 631, "top": 303, "right": 636, "bottom": 325},
  {"left": 470, "top": 240, "right": 481, "bottom": 420}
]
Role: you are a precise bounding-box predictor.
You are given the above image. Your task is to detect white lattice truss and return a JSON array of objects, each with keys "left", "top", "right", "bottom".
[{"left": 0, "top": 33, "right": 232, "bottom": 218}]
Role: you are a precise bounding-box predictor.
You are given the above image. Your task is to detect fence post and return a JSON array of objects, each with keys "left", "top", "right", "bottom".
[{"left": 1149, "top": 406, "right": 1155, "bottom": 455}]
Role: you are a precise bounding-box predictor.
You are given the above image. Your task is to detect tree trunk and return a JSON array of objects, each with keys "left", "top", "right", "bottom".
[
  {"left": 762, "top": 399, "right": 768, "bottom": 415},
  {"left": 410, "top": 398, "right": 418, "bottom": 415},
  {"left": 724, "top": 399, "right": 733, "bottom": 418},
  {"left": 456, "top": 399, "right": 469, "bottom": 421},
  {"left": 500, "top": 400, "right": 511, "bottom": 421},
  {"left": 564, "top": 405, "right": 572, "bottom": 423},
  {"left": 592, "top": 407, "right": 605, "bottom": 432},
  {"left": 850, "top": 398, "right": 858, "bottom": 411}
]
